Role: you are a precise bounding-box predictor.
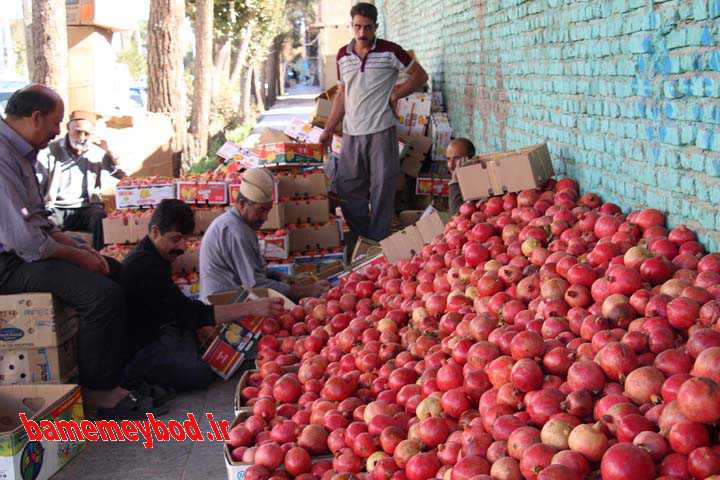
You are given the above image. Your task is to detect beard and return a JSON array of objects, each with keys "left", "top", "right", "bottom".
[{"left": 69, "top": 138, "right": 89, "bottom": 153}]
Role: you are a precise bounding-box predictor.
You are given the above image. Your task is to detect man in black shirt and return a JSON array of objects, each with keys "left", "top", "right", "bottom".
[{"left": 120, "top": 199, "right": 283, "bottom": 391}]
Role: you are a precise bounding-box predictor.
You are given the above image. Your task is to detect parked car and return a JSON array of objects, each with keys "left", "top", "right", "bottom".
[
  {"left": 129, "top": 83, "right": 147, "bottom": 109},
  {"left": 0, "top": 80, "right": 29, "bottom": 114}
]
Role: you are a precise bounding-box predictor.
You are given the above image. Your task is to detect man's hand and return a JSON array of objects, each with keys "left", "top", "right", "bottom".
[
  {"left": 389, "top": 86, "right": 401, "bottom": 117},
  {"left": 72, "top": 248, "right": 110, "bottom": 275},
  {"left": 318, "top": 129, "right": 333, "bottom": 148},
  {"left": 246, "top": 298, "right": 285, "bottom": 318},
  {"left": 91, "top": 136, "right": 109, "bottom": 152}
]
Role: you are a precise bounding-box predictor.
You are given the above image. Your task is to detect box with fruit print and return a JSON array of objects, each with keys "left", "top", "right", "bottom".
[
  {"left": 252, "top": 143, "right": 324, "bottom": 166},
  {"left": 258, "top": 230, "right": 290, "bottom": 261},
  {"left": 0, "top": 384, "right": 85, "bottom": 480},
  {"left": 114, "top": 177, "right": 176, "bottom": 209},
  {"left": 176, "top": 181, "right": 228, "bottom": 205}
]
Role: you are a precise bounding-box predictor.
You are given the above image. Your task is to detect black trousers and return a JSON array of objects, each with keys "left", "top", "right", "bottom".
[
  {"left": 52, "top": 204, "right": 107, "bottom": 250},
  {"left": 0, "top": 253, "right": 128, "bottom": 390},
  {"left": 124, "top": 325, "right": 214, "bottom": 392}
]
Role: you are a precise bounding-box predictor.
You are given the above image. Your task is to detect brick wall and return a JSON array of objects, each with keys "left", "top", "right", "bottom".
[{"left": 375, "top": 0, "right": 720, "bottom": 250}]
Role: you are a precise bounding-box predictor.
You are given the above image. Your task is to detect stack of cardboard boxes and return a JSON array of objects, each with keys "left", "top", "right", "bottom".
[{"left": 0, "top": 294, "right": 86, "bottom": 479}]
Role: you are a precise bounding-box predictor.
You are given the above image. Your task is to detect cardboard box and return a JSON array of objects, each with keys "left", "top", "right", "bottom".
[
  {"left": 284, "top": 198, "right": 330, "bottom": 225},
  {"left": 351, "top": 238, "right": 382, "bottom": 263},
  {"left": 399, "top": 210, "right": 424, "bottom": 227},
  {"left": 0, "top": 294, "right": 77, "bottom": 350},
  {"left": 203, "top": 288, "right": 295, "bottom": 380},
  {"left": 397, "top": 92, "right": 432, "bottom": 137},
  {"left": 216, "top": 141, "right": 242, "bottom": 161},
  {"left": 313, "top": 87, "right": 337, "bottom": 127},
  {"left": 176, "top": 181, "right": 228, "bottom": 205},
  {"left": 0, "top": 384, "right": 85, "bottom": 480},
  {"left": 194, "top": 208, "right": 225, "bottom": 235},
  {"left": 67, "top": 26, "right": 117, "bottom": 114},
  {"left": 416, "top": 177, "right": 450, "bottom": 197},
  {"left": 253, "top": 143, "right": 324, "bottom": 166},
  {"left": 102, "top": 213, "right": 151, "bottom": 245},
  {"left": 277, "top": 171, "right": 327, "bottom": 198},
  {"left": 259, "top": 233, "right": 290, "bottom": 261},
  {"left": 457, "top": 143, "right": 554, "bottom": 200},
  {"left": 267, "top": 263, "right": 294, "bottom": 277},
  {"left": 400, "top": 134, "right": 432, "bottom": 178},
  {"left": 66, "top": 0, "right": 136, "bottom": 31},
  {"left": 430, "top": 113, "right": 453, "bottom": 161},
  {"left": 0, "top": 336, "right": 79, "bottom": 385},
  {"left": 233, "top": 365, "right": 298, "bottom": 416},
  {"left": 378, "top": 209, "right": 450, "bottom": 263},
  {"left": 260, "top": 203, "right": 285, "bottom": 231},
  {"left": 115, "top": 183, "right": 176, "bottom": 209},
  {"left": 289, "top": 223, "right": 341, "bottom": 252}
]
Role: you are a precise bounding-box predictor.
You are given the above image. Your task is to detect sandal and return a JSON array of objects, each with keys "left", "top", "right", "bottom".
[{"left": 94, "top": 392, "right": 170, "bottom": 421}]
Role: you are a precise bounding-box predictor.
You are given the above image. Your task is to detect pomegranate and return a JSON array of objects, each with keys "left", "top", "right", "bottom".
[{"left": 600, "top": 443, "right": 655, "bottom": 480}]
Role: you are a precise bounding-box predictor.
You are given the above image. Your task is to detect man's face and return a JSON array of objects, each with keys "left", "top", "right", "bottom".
[
  {"left": 238, "top": 201, "right": 273, "bottom": 230},
  {"left": 352, "top": 15, "right": 377, "bottom": 45},
  {"left": 67, "top": 119, "right": 94, "bottom": 153},
  {"left": 446, "top": 142, "right": 470, "bottom": 172},
  {"left": 149, "top": 227, "right": 188, "bottom": 263},
  {"left": 31, "top": 102, "right": 64, "bottom": 150}
]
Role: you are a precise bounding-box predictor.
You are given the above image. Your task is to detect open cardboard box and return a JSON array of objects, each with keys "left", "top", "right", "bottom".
[
  {"left": 457, "top": 143, "right": 554, "bottom": 200},
  {"left": 379, "top": 208, "right": 451, "bottom": 263},
  {"left": 176, "top": 181, "right": 228, "bottom": 205},
  {"left": 203, "top": 288, "right": 296, "bottom": 380},
  {"left": 194, "top": 208, "right": 225, "bottom": 235},
  {"left": 0, "top": 384, "right": 85, "bottom": 480},
  {"left": 260, "top": 203, "right": 285, "bottom": 230}
]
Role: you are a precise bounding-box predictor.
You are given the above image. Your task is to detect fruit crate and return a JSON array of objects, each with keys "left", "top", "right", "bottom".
[{"left": 234, "top": 365, "right": 299, "bottom": 417}]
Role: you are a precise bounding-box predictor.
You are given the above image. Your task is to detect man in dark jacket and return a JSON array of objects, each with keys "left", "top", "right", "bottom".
[{"left": 120, "top": 199, "right": 283, "bottom": 391}]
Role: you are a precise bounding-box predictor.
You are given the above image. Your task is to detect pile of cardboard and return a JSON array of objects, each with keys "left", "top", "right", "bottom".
[{"left": 456, "top": 144, "right": 555, "bottom": 200}]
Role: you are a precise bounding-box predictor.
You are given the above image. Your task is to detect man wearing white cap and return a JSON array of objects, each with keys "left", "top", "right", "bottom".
[{"left": 199, "top": 167, "right": 328, "bottom": 302}]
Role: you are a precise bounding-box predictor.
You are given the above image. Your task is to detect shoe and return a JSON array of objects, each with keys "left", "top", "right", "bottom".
[{"left": 94, "top": 392, "right": 170, "bottom": 420}]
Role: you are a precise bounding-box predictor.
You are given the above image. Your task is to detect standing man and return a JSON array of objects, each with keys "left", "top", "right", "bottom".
[
  {"left": 200, "top": 168, "right": 328, "bottom": 302},
  {"left": 0, "top": 85, "right": 160, "bottom": 420},
  {"left": 319, "top": 2, "right": 428, "bottom": 241},
  {"left": 37, "top": 110, "right": 126, "bottom": 250}
]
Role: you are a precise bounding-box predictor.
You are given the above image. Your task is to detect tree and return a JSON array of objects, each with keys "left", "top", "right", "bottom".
[
  {"left": 189, "top": 0, "right": 213, "bottom": 159},
  {"left": 148, "top": 0, "right": 187, "bottom": 156},
  {"left": 21, "top": 0, "right": 33, "bottom": 79},
  {"left": 30, "top": 0, "right": 68, "bottom": 102}
]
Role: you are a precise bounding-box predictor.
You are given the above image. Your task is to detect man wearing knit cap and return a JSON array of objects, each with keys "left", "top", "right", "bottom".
[
  {"left": 37, "top": 110, "right": 126, "bottom": 250},
  {"left": 199, "top": 167, "right": 328, "bottom": 302}
]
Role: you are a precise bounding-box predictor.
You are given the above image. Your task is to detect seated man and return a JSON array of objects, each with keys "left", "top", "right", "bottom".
[
  {"left": 37, "top": 110, "right": 126, "bottom": 250},
  {"left": 0, "top": 85, "right": 159, "bottom": 420},
  {"left": 446, "top": 137, "right": 476, "bottom": 215},
  {"left": 120, "top": 199, "right": 284, "bottom": 391},
  {"left": 200, "top": 167, "right": 328, "bottom": 302}
]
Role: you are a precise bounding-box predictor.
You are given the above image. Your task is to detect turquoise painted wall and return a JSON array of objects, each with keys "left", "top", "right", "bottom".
[{"left": 376, "top": 0, "right": 720, "bottom": 250}]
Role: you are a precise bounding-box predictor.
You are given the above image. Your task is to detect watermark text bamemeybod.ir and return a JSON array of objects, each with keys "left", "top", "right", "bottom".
[{"left": 19, "top": 413, "right": 230, "bottom": 449}]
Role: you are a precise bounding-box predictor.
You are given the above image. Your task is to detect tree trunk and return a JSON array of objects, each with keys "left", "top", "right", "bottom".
[
  {"left": 189, "top": 0, "right": 213, "bottom": 159},
  {"left": 242, "top": 65, "right": 253, "bottom": 121},
  {"left": 30, "top": 0, "right": 68, "bottom": 102},
  {"left": 212, "top": 37, "right": 231, "bottom": 99},
  {"left": 229, "top": 22, "right": 254, "bottom": 87},
  {"left": 253, "top": 60, "right": 265, "bottom": 112},
  {"left": 147, "top": 0, "right": 187, "bottom": 156},
  {"left": 22, "top": 0, "right": 34, "bottom": 80},
  {"left": 266, "top": 50, "right": 278, "bottom": 107}
]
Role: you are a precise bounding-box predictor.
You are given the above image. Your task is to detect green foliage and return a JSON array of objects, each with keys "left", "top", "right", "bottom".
[
  {"left": 187, "top": 118, "right": 257, "bottom": 173},
  {"left": 117, "top": 22, "right": 148, "bottom": 82}
]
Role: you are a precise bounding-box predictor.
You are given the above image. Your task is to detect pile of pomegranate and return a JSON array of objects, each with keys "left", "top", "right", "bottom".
[{"left": 226, "top": 178, "right": 720, "bottom": 480}]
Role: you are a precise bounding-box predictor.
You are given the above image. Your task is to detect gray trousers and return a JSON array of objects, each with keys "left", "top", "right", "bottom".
[{"left": 336, "top": 126, "right": 400, "bottom": 241}]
